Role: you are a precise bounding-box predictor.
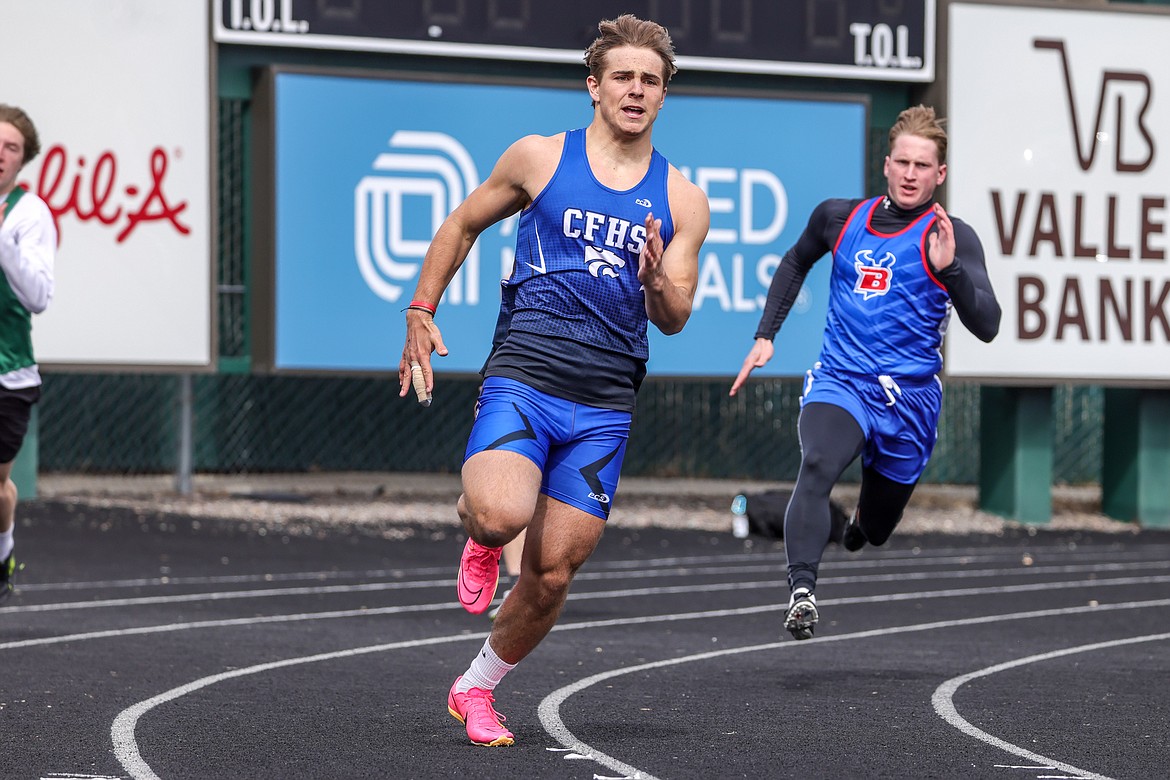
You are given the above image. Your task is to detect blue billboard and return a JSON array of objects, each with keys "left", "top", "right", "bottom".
[{"left": 270, "top": 72, "right": 865, "bottom": 376}]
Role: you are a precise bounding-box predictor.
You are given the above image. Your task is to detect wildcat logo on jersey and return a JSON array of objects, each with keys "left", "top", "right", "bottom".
[
  {"left": 853, "top": 249, "right": 896, "bottom": 300},
  {"left": 585, "top": 246, "right": 626, "bottom": 278}
]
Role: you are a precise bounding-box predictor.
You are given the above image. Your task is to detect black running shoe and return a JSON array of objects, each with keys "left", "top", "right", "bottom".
[
  {"left": 0, "top": 552, "right": 17, "bottom": 604},
  {"left": 842, "top": 511, "right": 867, "bottom": 552},
  {"left": 784, "top": 588, "right": 818, "bottom": 640}
]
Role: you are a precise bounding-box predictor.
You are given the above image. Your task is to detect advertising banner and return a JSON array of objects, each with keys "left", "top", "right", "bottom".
[
  {"left": 3, "top": 0, "right": 213, "bottom": 368},
  {"left": 268, "top": 72, "right": 865, "bottom": 377},
  {"left": 946, "top": 2, "right": 1170, "bottom": 382}
]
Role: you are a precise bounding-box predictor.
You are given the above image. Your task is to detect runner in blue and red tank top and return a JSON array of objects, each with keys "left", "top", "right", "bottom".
[
  {"left": 730, "top": 105, "right": 1001, "bottom": 641},
  {"left": 399, "top": 15, "right": 710, "bottom": 747}
]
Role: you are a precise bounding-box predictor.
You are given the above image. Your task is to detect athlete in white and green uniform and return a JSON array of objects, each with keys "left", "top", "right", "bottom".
[{"left": 0, "top": 104, "right": 56, "bottom": 603}]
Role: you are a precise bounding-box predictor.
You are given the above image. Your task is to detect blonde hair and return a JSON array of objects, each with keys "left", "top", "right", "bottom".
[
  {"left": 584, "top": 14, "right": 677, "bottom": 85},
  {"left": 0, "top": 104, "right": 41, "bottom": 165},
  {"left": 889, "top": 105, "right": 947, "bottom": 164}
]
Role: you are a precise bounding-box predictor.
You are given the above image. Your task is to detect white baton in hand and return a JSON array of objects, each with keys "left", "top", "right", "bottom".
[{"left": 410, "top": 361, "right": 432, "bottom": 407}]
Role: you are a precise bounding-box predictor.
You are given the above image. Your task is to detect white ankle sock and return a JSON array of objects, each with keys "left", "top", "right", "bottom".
[
  {"left": 457, "top": 637, "right": 517, "bottom": 693},
  {"left": 0, "top": 528, "right": 13, "bottom": 561}
]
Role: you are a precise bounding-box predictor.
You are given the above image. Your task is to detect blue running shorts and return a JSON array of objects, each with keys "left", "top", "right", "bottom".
[
  {"left": 800, "top": 365, "right": 942, "bottom": 484},
  {"left": 465, "top": 376, "right": 631, "bottom": 520}
]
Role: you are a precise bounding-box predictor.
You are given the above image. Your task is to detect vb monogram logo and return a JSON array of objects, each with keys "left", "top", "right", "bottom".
[{"left": 1033, "top": 38, "right": 1155, "bottom": 173}]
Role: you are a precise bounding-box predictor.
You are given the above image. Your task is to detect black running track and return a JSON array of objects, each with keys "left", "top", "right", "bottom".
[{"left": 4, "top": 499, "right": 1169, "bottom": 780}]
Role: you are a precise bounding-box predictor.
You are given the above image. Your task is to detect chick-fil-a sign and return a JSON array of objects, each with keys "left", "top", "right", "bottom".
[
  {"left": 31, "top": 144, "right": 191, "bottom": 244},
  {"left": 6, "top": 0, "right": 211, "bottom": 367}
]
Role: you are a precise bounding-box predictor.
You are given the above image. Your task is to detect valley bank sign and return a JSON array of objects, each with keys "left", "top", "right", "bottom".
[
  {"left": 271, "top": 73, "right": 864, "bottom": 375},
  {"left": 946, "top": 3, "right": 1170, "bottom": 381}
]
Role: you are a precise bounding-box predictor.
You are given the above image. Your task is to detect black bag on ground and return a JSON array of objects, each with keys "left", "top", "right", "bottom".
[{"left": 737, "top": 489, "right": 849, "bottom": 542}]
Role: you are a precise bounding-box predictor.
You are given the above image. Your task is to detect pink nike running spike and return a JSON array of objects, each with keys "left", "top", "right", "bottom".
[
  {"left": 457, "top": 538, "right": 503, "bottom": 614},
  {"left": 448, "top": 677, "right": 514, "bottom": 746}
]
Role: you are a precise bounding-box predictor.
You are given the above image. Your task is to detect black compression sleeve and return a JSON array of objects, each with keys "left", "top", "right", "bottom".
[
  {"left": 753, "top": 250, "right": 808, "bottom": 340},
  {"left": 753, "top": 199, "right": 856, "bottom": 340},
  {"left": 934, "top": 219, "right": 1002, "bottom": 343}
]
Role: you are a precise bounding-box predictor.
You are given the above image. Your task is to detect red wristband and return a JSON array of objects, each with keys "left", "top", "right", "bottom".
[{"left": 408, "top": 300, "right": 437, "bottom": 315}]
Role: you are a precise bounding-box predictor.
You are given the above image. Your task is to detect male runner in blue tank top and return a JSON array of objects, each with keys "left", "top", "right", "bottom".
[
  {"left": 399, "top": 15, "right": 710, "bottom": 746},
  {"left": 730, "top": 105, "right": 1000, "bottom": 641}
]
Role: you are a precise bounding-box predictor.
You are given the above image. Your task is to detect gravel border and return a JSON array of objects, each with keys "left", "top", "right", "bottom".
[{"left": 31, "top": 473, "right": 1153, "bottom": 538}]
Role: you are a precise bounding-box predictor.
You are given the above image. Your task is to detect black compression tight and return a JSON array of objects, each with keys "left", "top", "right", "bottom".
[
  {"left": 855, "top": 465, "right": 918, "bottom": 546},
  {"left": 784, "top": 402, "right": 918, "bottom": 593}
]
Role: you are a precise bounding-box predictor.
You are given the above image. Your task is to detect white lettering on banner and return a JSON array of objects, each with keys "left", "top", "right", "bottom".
[
  {"left": 693, "top": 251, "right": 784, "bottom": 312},
  {"left": 678, "top": 165, "right": 790, "bottom": 313},
  {"left": 697, "top": 167, "right": 737, "bottom": 244},
  {"left": 849, "top": 23, "right": 922, "bottom": 69},
  {"left": 226, "top": 0, "right": 309, "bottom": 34},
  {"left": 353, "top": 131, "right": 480, "bottom": 305},
  {"left": 498, "top": 213, "right": 518, "bottom": 282},
  {"left": 691, "top": 167, "right": 787, "bottom": 245},
  {"left": 740, "top": 169, "right": 787, "bottom": 244}
]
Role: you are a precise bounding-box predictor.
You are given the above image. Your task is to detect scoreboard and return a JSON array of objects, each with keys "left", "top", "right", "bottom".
[{"left": 213, "top": 0, "right": 935, "bottom": 81}]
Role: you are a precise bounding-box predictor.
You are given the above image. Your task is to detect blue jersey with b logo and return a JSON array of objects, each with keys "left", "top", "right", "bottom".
[
  {"left": 484, "top": 128, "right": 674, "bottom": 410},
  {"left": 820, "top": 197, "right": 951, "bottom": 379}
]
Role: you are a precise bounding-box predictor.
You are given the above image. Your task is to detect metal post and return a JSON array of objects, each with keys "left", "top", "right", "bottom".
[
  {"left": 1103, "top": 388, "right": 1170, "bottom": 527},
  {"left": 979, "top": 386, "right": 1053, "bottom": 524},
  {"left": 175, "top": 373, "right": 193, "bottom": 496}
]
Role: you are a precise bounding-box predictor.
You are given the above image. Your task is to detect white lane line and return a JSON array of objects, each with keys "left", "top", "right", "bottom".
[
  {"left": 615, "top": 560, "right": 1170, "bottom": 585},
  {"left": 589, "top": 546, "right": 1164, "bottom": 571},
  {"left": 20, "top": 542, "right": 1170, "bottom": 595},
  {"left": 7, "top": 573, "right": 1170, "bottom": 652},
  {"left": 107, "top": 594, "right": 1170, "bottom": 780},
  {"left": 0, "top": 602, "right": 455, "bottom": 651},
  {"left": 7, "top": 560, "right": 1169, "bottom": 616},
  {"left": 932, "top": 632, "right": 1170, "bottom": 780},
  {"left": 19, "top": 566, "right": 457, "bottom": 592},
  {"left": 23, "top": 551, "right": 786, "bottom": 593},
  {"left": 0, "top": 579, "right": 454, "bottom": 613},
  {"left": 0, "top": 575, "right": 792, "bottom": 614},
  {"left": 821, "top": 560, "right": 1170, "bottom": 586},
  {"left": 536, "top": 598, "right": 1170, "bottom": 780},
  {"left": 111, "top": 632, "right": 489, "bottom": 780},
  {"left": 109, "top": 603, "right": 791, "bottom": 780},
  {"left": 566, "top": 573, "right": 1170, "bottom": 612}
]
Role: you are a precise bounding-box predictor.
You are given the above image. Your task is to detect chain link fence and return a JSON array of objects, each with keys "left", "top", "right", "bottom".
[
  {"left": 217, "top": 98, "right": 250, "bottom": 369},
  {"left": 37, "top": 371, "right": 1104, "bottom": 485}
]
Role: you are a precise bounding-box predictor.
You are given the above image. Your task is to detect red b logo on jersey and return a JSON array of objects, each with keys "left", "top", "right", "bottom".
[{"left": 853, "top": 250, "right": 896, "bottom": 300}]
